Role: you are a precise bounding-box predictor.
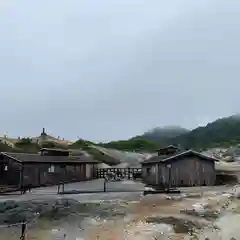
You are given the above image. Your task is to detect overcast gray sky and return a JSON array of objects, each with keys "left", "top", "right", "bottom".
[{"left": 0, "top": 0, "right": 239, "bottom": 142}]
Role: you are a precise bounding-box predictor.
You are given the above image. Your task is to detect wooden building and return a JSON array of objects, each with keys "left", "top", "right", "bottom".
[
  {"left": 0, "top": 148, "right": 98, "bottom": 190},
  {"left": 142, "top": 146, "right": 218, "bottom": 187}
]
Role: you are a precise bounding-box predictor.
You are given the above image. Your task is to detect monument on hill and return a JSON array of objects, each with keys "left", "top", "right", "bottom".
[{"left": 40, "top": 128, "right": 47, "bottom": 136}]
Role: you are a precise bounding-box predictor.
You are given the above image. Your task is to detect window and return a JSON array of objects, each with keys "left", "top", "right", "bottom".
[
  {"left": 48, "top": 165, "right": 55, "bottom": 173},
  {"left": 146, "top": 167, "right": 151, "bottom": 175}
]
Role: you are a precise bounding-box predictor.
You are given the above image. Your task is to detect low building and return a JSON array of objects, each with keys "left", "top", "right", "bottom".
[
  {"left": 0, "top": 148, "right": 98, "bottom": 190},
  {"left": 142, "top": 145, "right": 218, "bottom": 187}
]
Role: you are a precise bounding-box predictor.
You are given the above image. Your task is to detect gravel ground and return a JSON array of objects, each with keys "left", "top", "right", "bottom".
[{"left": 0, "top": 180, "right": 239, "bottom": 239}]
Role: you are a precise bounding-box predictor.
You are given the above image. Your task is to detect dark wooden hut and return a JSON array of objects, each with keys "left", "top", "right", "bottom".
[
  {"left": 0, "top": 148, "right": 98, "bottom": 190},
  {"left": 142, "top": 145, "right": 218, "bottom": 187}
]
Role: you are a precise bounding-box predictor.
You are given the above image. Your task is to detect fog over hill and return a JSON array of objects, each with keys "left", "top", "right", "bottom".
[{"left": 133, "top": 126, "right": 189, "bottom": 142}]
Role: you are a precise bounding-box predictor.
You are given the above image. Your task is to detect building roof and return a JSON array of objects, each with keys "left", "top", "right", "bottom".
[
  {"left": 40, "top": 148, "right": 70, "bottom": 152},
  {"left": 141, "top": 150, "right": 219, "bottom": 165},
  {"left": 1, "top": 152, "right": 99, "bottom": 164},
  {"left": 157, "top": 145, "right": 179, "bottom": 150}
]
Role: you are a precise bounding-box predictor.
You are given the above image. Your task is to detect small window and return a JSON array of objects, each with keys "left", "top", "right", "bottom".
[
  {"left": 48, "top": 165, "right": 55, "bottom": 173},
  {"left": 146, "top": 168, "right": 151, "bottom": 174}
]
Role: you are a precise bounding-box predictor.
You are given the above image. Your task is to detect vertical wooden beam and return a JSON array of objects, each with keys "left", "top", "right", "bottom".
[
  {"left": 38, "top": 167, "right": 41, "bottom": 186},
  {"left": 20, "top": 223, "right": 26, "bottom": 240},
  {"left": 63, "top": 165, "right": 66, "bottom": 192},
  {"left": 19, "top": 165, "right": 24, "bottom": 192},
  {"left": 156, "top": 164, "right": 158, "bottom": 185},
  {"left": 103, "top": 179, "right": 106, "bottom": 192}
]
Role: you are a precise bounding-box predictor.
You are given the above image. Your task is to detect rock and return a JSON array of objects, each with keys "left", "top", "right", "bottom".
[
  {"left": 186, "top": 193, "right": 202, "bottom": 199},
  {"left": 180, "top": 208, "right": 220, "bottom": 219},
  {"left": 0, "top": 199, "right": 91, "bottom": 224},
  {"left": 146, "top": 216, "right": 203, "bottom": 234},
  {"left": 165, "top": 195, "right": 183, "bottom": 201},
  {"left": 234, "top": 191, "right": 240, "bottom": 199},
  {"left": 0, "top": 199, "right": 128, "bottom": 225},
  {"left": 0, "top": 200, "right": 18, "bottom": 213}
]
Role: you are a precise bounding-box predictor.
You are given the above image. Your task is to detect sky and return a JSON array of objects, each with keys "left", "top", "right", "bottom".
[{"left": 0, "top": 0, "right": 240, "bottom": 142}]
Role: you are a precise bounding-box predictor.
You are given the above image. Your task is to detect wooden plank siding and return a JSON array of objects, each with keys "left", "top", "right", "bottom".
[
  {"left": 142, "top": 155, "right": 216, "bottom": 187},
  {"left": 0, "top": 154, "right": 97, "bottom": 189}
]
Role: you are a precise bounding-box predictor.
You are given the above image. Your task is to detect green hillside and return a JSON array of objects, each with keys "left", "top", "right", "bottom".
[
  {"left": 100, "top": 139, "right": 158, "bottom": 152},
  {"left": 132, "top": 126, "right": 189, "bottom": 142},
  {"left": 1, "top": 114, "right": 240, "bottom": 156},
  {"left": 168, "top": 115, "right": 240, "bottom": 150},
  {"left": 103, "top": 115, "right": 240, "bottom": 151}
]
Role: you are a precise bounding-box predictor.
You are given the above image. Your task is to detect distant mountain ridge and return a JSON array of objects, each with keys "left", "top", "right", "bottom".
[
  {"left": 1, "top": 115, "right": 240, "bottom": 154},
  {"left": 166, "top": 115, "right": 240, "bottom": 149},
  {"left": 102, "top": 115, "right": 240, "bottom": 151},
  {"left": 132, "top": 126, "right": 189, "bottom": 142}
]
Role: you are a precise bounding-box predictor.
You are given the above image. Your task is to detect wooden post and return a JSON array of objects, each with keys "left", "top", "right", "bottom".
[
  {"left": 19, "top": 166, "right": 24, "bottom": 194},
  {"left": 38, "top": 167, "right": 41, "bottom": 186},
  {"left": 62, "top": 165, "right": 66, "bottom": 193},
  {"left": 103, "top": 179, "right": 106, "bottom": 192},
  {"left": 167, "top": 164, "right": 172, "bottom": 190},
  {"left": 20, "top": 223, "right": 26, "bottom": 240},
  {"left": 19, "top": 166, "right": 22, "bottom": 190},
  {"left": 168, "top": 168, "right": 171, "bottom": 189}
]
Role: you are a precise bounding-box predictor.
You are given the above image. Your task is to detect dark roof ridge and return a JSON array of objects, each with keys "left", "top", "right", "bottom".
[
  {"left": 162, "top": 149, "right": 219, "bottom": 162},
  {"left": 1, "top": 152, "right": 22, "bottom": 163},
  {"left": 1, "top": 152, "right": 39, "bottom": 156},
  {"left": 40, "top": 148, "right": 69, "bottom": 152},
  {"left": 0, "top": 152, "right": 98, "bottom": 164},
  {"left": 142, "top": 149, "right": 219, "bottom": 164}
]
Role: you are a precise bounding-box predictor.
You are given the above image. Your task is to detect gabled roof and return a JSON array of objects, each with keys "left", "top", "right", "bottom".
[
  {"left": 1, "top": 152, "right": 98, "bottom": 164},
  {"left": 142, "top": 150, "right": 219, "bottom": 165},
  {"left": 40, "top": 148, "right": 70, "bottom": 152}
]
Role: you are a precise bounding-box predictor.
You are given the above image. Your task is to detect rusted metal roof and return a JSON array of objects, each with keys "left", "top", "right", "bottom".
[{"left": 1, "top": 152, "right": 98, "bottom": 164}]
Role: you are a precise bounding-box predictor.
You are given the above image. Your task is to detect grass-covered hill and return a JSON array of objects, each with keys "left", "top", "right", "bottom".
[
  {"left": 166, "top": 115, "right": 240, "bottom": 150},
  {"left": 132, "top": 126, "right": 189, "bottom": 142},
  {"left": 102, "top": 115, "right": 240, "bottom": 151}
]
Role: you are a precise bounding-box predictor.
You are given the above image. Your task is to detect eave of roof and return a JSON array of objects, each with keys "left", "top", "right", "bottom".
[
  {"left": 141, "top": 150, "right": 219, "bottom": 165},
  {"left": 40, "top": 148, "right": 70, "bottom": 152},
  {"left": 1, "top": 152, "right": 98, "bottom": 164}
]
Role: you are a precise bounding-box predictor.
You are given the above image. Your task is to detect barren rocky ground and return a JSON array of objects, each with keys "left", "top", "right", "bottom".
[{"left": 0, "top": 181, "right": 239, "bottom": 239}]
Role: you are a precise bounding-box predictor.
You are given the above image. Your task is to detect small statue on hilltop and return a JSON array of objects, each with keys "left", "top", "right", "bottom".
[{"left": 41, "top": 128, "right": 47, "bottom": 136}]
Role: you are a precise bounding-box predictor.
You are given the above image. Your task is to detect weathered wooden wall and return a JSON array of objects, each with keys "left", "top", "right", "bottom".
[
  {"left": 143, "top": 155, "right": 216, "bottom": 187},
  {"left": 23, "top": 163, "right": 95, "bottom": 186},
  {"left": 0, "top": 155, "right": 95, "bottom": 188},
  {"left": 0, "top": 155, "right": 21, "bottom": 187}
]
